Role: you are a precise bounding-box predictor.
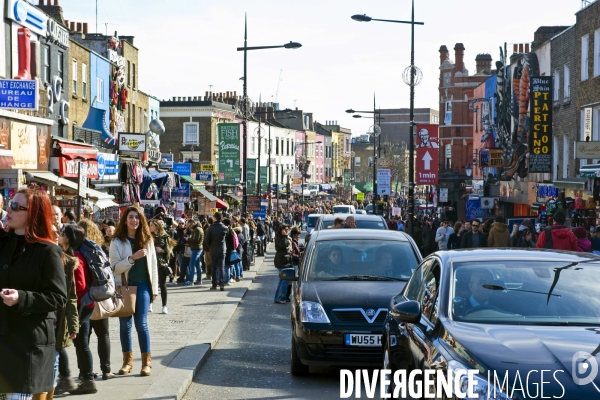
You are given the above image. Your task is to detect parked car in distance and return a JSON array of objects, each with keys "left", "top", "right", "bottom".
[
  {"left": 282, "top": 229, "right": 422, "bottom": 375},
  {"left": 355, "top": 209, "right": 366, "bottom": 214},
  {"left": 383, "top": 249, "right": 600, "bottom": 398},
  {"left": 333, "top": 205, "right": 356, "bottom": 214},
  {"left": 305, "top": 214, "right": 388, "bottom": 244},
  {"left": 303, "top": 214, "right": 323, "bottom": 244},
  {"left": 365, "top": 204, "right": 373, "bottom": 214}
]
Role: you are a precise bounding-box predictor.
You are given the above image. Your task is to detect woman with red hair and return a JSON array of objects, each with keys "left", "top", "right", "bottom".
[{"left": 0, "top": 188, "right": 67, "bottom": 399}]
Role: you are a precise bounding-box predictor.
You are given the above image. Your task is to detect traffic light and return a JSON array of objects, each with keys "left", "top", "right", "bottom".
[{"left": 429, "top": 191, "right": 434, "bottom": 202}]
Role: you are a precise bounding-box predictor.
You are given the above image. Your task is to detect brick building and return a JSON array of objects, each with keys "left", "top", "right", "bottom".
[{"left": 438, "top": 43, "right": 491, "bottom": 174}]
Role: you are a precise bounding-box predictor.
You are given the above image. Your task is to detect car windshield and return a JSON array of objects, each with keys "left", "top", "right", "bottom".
[
  {"left": 306, "top": 240, "right": 418, "bottom": 281},
  {"left": 452, "top": 261, "right": 600, "bottom": 325},
  {"left": 333, "top": 206, "right": 351, "bottom": 213},
  {"left": 322, "top": 219, "right": 386, "bottom": 230},
  {"left": 307, "top": 216, "right": 320, "bottom": 228}
]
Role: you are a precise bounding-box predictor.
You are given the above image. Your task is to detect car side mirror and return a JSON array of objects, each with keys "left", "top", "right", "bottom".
[
  {"left": 279, "top": 267, "right": 298, "bottom": 281},
  {"left": 390, "top": 300, "right": 421, "bottom": 323}
]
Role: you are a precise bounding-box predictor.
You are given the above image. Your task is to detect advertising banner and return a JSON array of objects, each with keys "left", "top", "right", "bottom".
[
  {"left": 58, "top": 158, "right": 99, "bottom": 179},
  {"left": 118, "top": 133, "right": 146, "bottom": 152},
  {"left": 259, "top": 166, "right": 268, "bottom": 183},
  {"left": 10, "top": 121, "right": 38, "bottom": 169},
  {"left": 195, "top": 171, "right": 213, "bottom": 183},
  {"left": 173, "top": 163, "right": 192, "bottom": 177},
  {"left": 172, "top": 182, "right": 190, "bottom": 198},
  {"left": 529, "top": 76, "right": 552, "bottom": 173},
  {"left": 415, "top": 124, "right": 439, "bottom": 185},
  {"left": 247, "top": 196, "right": 261, "bottom": 211},
  {"left": 575, "top": 141, "right": 600, "bottom": 159},
  {"left": 0, "top": 79, "right": 38, "bottom": 110},
  {"left": 377, "top": 168, "right": 391, "bottom": 195},
  {"left": 218, "top": 123, "right": 241, "bottom": 184},
  {"left": 247, "top": 158, "right": 256, "bottom": 195},
  {"left": 159, "top": 153, "right": 174, "bottom": 169}
]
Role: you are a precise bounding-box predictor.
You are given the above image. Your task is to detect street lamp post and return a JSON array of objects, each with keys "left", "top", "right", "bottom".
[
  {"left": 351, "top": 1, "right": 424, "bottom": 234},
  {"left": 237, "top": 14, "right": 301, "bottom": 216}
]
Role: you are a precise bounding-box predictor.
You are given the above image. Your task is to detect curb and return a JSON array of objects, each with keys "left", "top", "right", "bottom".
[{"left": 141, "top": 247, "right": 271, "bottom": 400}]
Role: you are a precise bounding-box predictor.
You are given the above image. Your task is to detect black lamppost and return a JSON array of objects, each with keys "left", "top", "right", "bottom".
[
  {"left": 351, "top": 1, "right": 424, "bottom": 234},
  {"left": 237, "top": 14, "right": 301, "bottom": 216},
  {"left": 346, "top": 95, "right": 382, "bottom": 212}
]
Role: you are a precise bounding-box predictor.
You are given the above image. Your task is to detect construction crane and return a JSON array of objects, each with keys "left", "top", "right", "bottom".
[{"left": 274, "top": 69, "right": 283, "bottom": 104}]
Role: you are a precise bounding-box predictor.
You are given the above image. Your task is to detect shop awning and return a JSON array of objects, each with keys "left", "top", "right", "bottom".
[
  {"left": 0, "top": 149, "right": 15, "bottom": 168},
  {"left": 94, "top": 199, "right": 119, "bottom": 209},
  {"left": 215, "top": 198, "right": 229, "bottom": 209},
  {"left": 580, "top": 164, "right": 600, "bottom": 178},
  {"left": 85, "top": 188, "right": 115, "bottom": 201},
  {"left": 180, "top": 175, "right": 202, "bottom": 189},
  {"left": 227, "top": 193, "right": 243, "bottom": 202},
  {"left": 553, "top": 179, "right": 587, "bottom": 190},
  {"left": 57, "top": 141, "right": 98, "bottom": 160},
  {"left": 26, "top": 171, "right": 114, "bottom": 200},
  {"left": 197, "top": 187, "right": 217, "bottom": 201}
]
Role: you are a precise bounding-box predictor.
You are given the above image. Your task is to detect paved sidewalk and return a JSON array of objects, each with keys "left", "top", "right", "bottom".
[{"left": 64, "top": 247, "right": 271, "bottom": 400}]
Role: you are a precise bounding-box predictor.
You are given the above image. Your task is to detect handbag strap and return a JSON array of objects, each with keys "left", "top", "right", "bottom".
[{"left": 121, "top": 273, "right": 129, "bottom": 287}]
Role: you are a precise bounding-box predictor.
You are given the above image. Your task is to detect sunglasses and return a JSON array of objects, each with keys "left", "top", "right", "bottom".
[
  {"left": 9, "top": 202, "right": 28, "bottom": 212},
  {"left": 472, "top": 224, "right": 480, "bottom": 228}
]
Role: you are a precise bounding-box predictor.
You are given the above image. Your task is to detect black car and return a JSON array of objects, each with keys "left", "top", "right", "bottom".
[
  {"left": 383, "top": 249, "right": 600, "bottom": 398},
  {"left": 281, "top": 229, "right": 422, "bottom": 375}
]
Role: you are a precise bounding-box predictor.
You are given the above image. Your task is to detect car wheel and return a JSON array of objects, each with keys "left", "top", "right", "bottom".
[{"left": 291, "top": 336, "right": 309, "bottom": 376}]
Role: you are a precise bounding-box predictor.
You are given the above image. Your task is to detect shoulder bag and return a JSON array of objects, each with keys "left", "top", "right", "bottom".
[
  {"left": 91, "top": 295, "right": 124, "bottom": 320},
  {"left": 111, "top": 273, "right": 137, "bottom": 318}
]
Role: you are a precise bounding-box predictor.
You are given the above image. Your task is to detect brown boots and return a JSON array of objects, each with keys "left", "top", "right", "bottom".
[
  {"left": 141, "top": 352, "right": 152, "bottom": 376},
  {"left": 118, "top": 351, "right": 133, "bottom": 375},
  {"left": 118, "top": 351, "right": 152, "bottom": 376}
]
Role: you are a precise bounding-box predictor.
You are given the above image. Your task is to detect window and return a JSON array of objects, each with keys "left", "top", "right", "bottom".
[
  {"left": 183, "top": 123, "right": 199, "bottom": 145},
  {"left": 96, "top": 78, "right": 104, "bottom": 103},
  {"left": 251, "top": 137, "right": 256, "bottom": 155},
  {"left": 355, "top": 157, "right": 360, "bottom": 167},
  {"left": 132, "top": 104, "right": 136, "bottom": 131},
  {"left": 57, "top": 52, "right": 64, "bottom": 84},
  {"left": 582, "top": 34, "right": 589, "bottom": 81},
  {"left": 562, "top": 136, "right": 569, "bottom": 179},
  {"left": 564, "top": 65, "right": 570, "bottom": 99},
  {"left": 553, "top": 69, "right": 560, "bottom": 101},
  {"left": 132, "top": 63, "right": 136, "bottom": 89},
  {"left": 418, "top": 264, "right": 440, "bottom": 324},
  {"left": 404, "top": 262, "right": 428, "bottom": 300},
  {"left": 264, "top": 138, "right": 268, "bottom": 154},
  {"left": 127, "top": 60, "right": 131, "bottom": 86},
  {"left": 72, "top": 59, "right": 77, "bottom": 94},
  {"left": 444, "top": 101, "right": 452, "bottom": 124},
  {"left": 82, "top": 64, "right": 87, "bottom": 99},
  {"left": 595, "top": 29, "right": 600, "bottom": 77},
  {"left": 275, "top": 137, "right": 279, "bottom": 155},
  {"left": 43, "top": 46, "right": 50, "bottom": 84}
]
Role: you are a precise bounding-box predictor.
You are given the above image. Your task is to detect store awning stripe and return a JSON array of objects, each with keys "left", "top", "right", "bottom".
[
  {"left": 215, "top": 198, "right": 229, "bottom": 209},
  {"left": 197, "top": 187, "right": 217, "bottom": 202},
  {"left": 580, "top": 164, "right": 600, "bottom": 178},
  {"left": 57, "top": 142, "right": 98, "bottom": 160},
  {"left": 26, "top": 171, "right": 114, "bottom": 200},
  {"left": 179, "top": 175, "right": 202, "bottom": 188}
]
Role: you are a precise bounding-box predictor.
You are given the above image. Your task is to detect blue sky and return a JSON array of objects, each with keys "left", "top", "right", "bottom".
[{"left": 54, "top": 0, "right": 581, "bottom": 136}]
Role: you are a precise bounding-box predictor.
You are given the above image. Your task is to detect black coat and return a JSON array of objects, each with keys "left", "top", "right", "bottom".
[
  {"left": 422, "top": 223, "right": 437, "bottom": 250},
  {"left": 0, "top": 232, "right": 67, "bottom": 393},
  {"left": 274, "top": 232, "right": 292, "bottom": 268},
  {"left": 460, "top": 231, "right": 488, "bottom": 249}
]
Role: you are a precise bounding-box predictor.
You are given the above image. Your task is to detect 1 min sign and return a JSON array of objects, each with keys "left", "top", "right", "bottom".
[{"left": 415, "top": 124, "right": 439, "bottom": 185}]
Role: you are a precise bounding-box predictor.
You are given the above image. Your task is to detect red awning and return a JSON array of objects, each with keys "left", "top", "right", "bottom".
[
  {"left": 0, "top": 149, "right": 15, "bottom": 168},
  {"left": 215, "top": 198, "right": 229, "bottom": 209},
  {"left": 57, "top": 142, "right": 98, "bottom": 160}
]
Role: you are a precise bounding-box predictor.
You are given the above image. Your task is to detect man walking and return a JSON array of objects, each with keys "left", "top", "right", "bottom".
[
  {"left": 422, "top": 218, "right": 437, "bottom": 256},
  {"left": 186, "top": 219, "right": 204, "bottom": 285},
  {"left": 487, "top": 215, "right": 510, "bottom": 248},
  {"left": 435, "top": 218, "right": 454, "bottom": 250},
  {"left": 536, "top": 211, "right": 578, "bottom": 251},
  {"left": 460, "top": 219, "right": 488, "bottom": 249},
  {"left": 204, "top": 212, "right": 229, "bottom": 291}
]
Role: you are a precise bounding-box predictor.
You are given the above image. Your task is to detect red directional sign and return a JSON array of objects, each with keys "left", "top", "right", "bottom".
[{"left": 415, "top": 124, "right": 439, "bottom": 185}]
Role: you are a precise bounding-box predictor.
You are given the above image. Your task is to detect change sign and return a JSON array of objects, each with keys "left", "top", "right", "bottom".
[
  {"left": 218, "top": 123, "right": 241, "bottom": 184},
  {"left": 529, "top": 76, "right": 552, "bottom": 173}
]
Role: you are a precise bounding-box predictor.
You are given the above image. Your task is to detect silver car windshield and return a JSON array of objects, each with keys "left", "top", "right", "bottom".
[
  {"left": 306, "top": 240, "right": 418, "bottom": 281},
  {"left": 452, "top": 261, "right": 600, "bottom": 325}
]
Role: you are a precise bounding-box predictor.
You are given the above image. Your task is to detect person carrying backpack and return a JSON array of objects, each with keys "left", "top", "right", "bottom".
[{"left": 535, "top": 211, "right": 578, "bottom": 251}]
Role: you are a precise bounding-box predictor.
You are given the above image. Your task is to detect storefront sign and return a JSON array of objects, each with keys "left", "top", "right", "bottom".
[
  {"left": 529, "top": 76, "right": 553, "bottom": 173},
  {"left": 172, "top": 182, "right": 190, "bottom": 198},
  {"left": 146, "top": 131, "right": 161, "bottom": 164},
  {"left": 259, "top": 166, "right": 268, "bottom": 184},
  {"left": 0, "top": 79, "right": 38, "bottom": 110},
  {"left": 46, "top": 18, "right": 69, "bottom": 49},
  {"left": 415, "top": 124, "right": 439, "bottom": 185},
  {"left": 218, "top": 123, "right": 241, "bottom": 184},
  {"left": 159, "top": 153, "right": 174, "bottom": 169},
  {"left": 575, "top": 141, "right": 600, "bottom": 159},
  {"left": 96, "top": 153, "right": 119, "bottom": 179},
  {"left": 376, "top": 158, "right": 391, "bottom": 169},
  {"left": 118, "top": 133, "right": 146, "bottom": 152},
  {"left": 377, "top": 168, "right": 391, "bottom": 195},
  {"left": 584, "top": 108, "right": 593, "bottom": 141},
  {"left": 10, "top": 121, "right": 38, "bottom": 169},
  {"left": 201, "top": 164, "right": 216, "bottom": 172},
  {"left": 7, "top": 0, "right": 48, "bottom": 36},
  {"left": 173, "top": 163, "right": 191, "bottom": 177},
  {"left": 196, "top": 171, "right": 213, "bottom": 182},
  {"left": 57, "top": 158, "right": 99, "bottom": 179},
  {"left": 247, "top": 196, "right": 261, "bottom": 211}
]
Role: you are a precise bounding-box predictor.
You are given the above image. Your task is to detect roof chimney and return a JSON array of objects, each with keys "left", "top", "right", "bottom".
[
  {"left": 54, "top": 0, "right": 59, "bottom": 5},
  {"left": 475, "top": 53, "right": 492, "bottom": 74},
  {"left": 83, "top": 23, "right": 88, "bottom": 34},
  {"left": 38, "top": 0, "right": 43, "bottom": 5},
  {"left": 439, "top": 45, "right": 449, "bottom": 65},
  {"left": 172, "top": 96, "right": 176, "bottom": 101},
  {"left": 453, "top": 43, "right": 465, "bottom": 73},
  {"left": 69, "top": 22, "right": 75, "bottom": 31},
  {"left": 64, "top": 20, "right": 69, "bottom": 27},
  {"left": 76, "top": 22, "right": 82, "bottom": 32}
]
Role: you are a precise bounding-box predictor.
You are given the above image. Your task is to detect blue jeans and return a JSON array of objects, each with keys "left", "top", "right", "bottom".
[
  {"left": 212, "top": 252, "right": 226, "bottom": 287},
  {"left": 232, "top": 260, "right": 243, "bottom": 279},
  {"left": 119, "top": 280, "right": 151, "bottom": 353},
  {"left": 187, "top": 249, "right": 203, "bottom": 283}
]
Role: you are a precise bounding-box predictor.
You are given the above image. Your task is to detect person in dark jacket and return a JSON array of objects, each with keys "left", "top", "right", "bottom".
[
  {"left": 185, "top": 219, "right": 204, "bottom": 286},
  {"left": 274, "top": 224, "right": 292, "bottom": 303},
  {"left": 203, "top": 212, "right": 229, "bottom": 291},
  {"left": 460, "top": 219, "right": 488, "bottom": 249},
  {"left": 149, "top": 220, "right": 173, "bottom": 314},
  {"left": 447, "top": 221, "right": 463, "bottom": 249},
  {"left": 202, "top": 217, "right": 214, "bottom": 280},
  {"left": 514, "top": 225, "right": 535, "bottom": 248},
  {"left": 0, "top": 188, "right": 67, "bottom": 398},
  {"left": 536, "top": 211, "right": 578, "bottom": 251},
  {"left": 488, "top": 215, "right": 510, "bottom": 248},
  {"left": 256, "top": 218, "right": 266, "bottom": 256},
  {"left": 421, "top": 218, "right": 437, "bottom": 256},
  {"left": 232, "top": 226, "right": 245, "bottom": 282}
]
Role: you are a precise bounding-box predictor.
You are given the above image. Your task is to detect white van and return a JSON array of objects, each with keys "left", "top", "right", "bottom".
[{"left": 332, "top": 205, "right": 356, "bottom": 214}]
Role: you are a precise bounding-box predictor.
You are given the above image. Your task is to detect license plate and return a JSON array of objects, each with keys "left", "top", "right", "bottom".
[{"left": 345, "top": 334, "right": 382, "bottom": 347}]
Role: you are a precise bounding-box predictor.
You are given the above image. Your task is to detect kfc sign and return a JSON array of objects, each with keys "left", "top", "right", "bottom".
[
  {"left": 415, "top": 124, "right": 439, "bottom": 185},
  {"left": 59, "top": 158, "right": 99, "bottom": 179}
]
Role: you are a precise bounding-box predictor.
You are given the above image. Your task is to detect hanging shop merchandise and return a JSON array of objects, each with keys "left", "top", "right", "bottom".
[{"left": 119, "top": 161, "right": 144, "bottom": 207}]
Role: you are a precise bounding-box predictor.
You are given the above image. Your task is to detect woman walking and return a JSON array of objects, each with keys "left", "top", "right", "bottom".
[
  {"left": 274, "top": 224, "right": 292, "bottom": 304},
  {"left": 0, "top": 188, "right": 67, "bottom": 399},
  {"left": 59, "top": 225, "right": 98, "bottom": 394},
  {"left": 77, "top": 219, "right": 115, "bottom": 380},
  {"left": 149, "top": 219, "right": 173, "bottom": 314},
  {"left": 109, "top": 206, "right": 158, "bottom": 376}
]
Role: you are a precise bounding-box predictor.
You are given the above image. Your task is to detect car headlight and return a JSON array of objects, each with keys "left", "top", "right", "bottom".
[
  {"left": 300, "top": 301, "right": 331, "bottom": 323},
  {"left": 448, "top": 360, "right": 511, "bottom": 400}
]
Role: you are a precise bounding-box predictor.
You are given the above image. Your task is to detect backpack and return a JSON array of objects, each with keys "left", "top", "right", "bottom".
[
  {"left": 544, "top": 227, "right": 554, "bottom": 249},
  {"left": 232, "top": 228, "right": 240, "bottom": 249},
  {"left": 256, "top": 222, "right": 266, "bottom": 236},
  {"left": 79, "top": 238, "right": 116, "bottom": 301}
]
